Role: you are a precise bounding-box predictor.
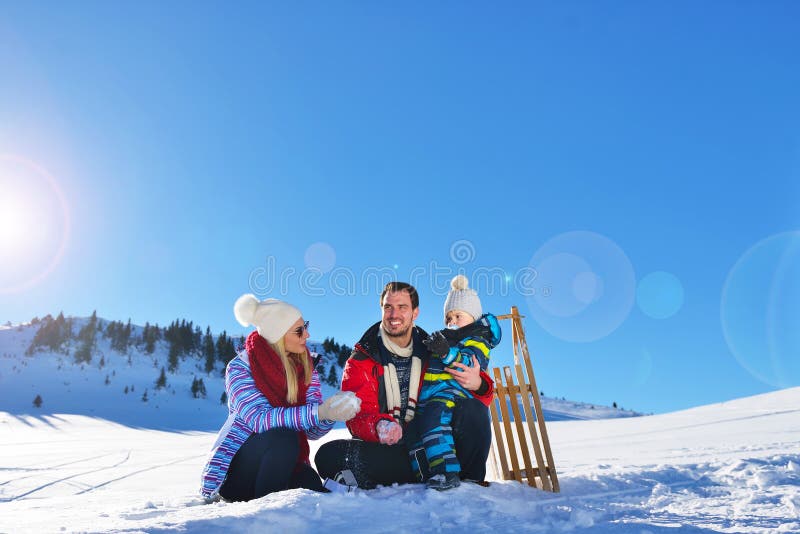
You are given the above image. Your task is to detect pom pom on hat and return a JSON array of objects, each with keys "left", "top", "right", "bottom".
[
  {"left": 443, "top": 275, "right": 482, "bottom": 322},
  {"left": 233, "top": 294, "right": 260, "bottom": 327},
  {"left": 450, "top": 274, "right": 469, "bottom": 291},
  {"left": 233, "top": 293, "right": 302, "bottom": 343}
]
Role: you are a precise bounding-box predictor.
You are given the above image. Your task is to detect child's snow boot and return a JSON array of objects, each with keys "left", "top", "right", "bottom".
[{"left": 425, "top": 473, "right": 461, "bottom": 491}]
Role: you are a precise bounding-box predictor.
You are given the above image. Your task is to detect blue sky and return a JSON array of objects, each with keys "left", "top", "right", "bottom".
[{"left": 1, "top": 2, "right": 798, "bottom": 413}]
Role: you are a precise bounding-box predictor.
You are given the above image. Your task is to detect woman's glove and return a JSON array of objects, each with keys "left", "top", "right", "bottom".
[
  {"left": 318, "top": 391, "right": 361, "bottom": 422},
  {"left": 376, "top": 419, "right": 402, "bottom": 445}
]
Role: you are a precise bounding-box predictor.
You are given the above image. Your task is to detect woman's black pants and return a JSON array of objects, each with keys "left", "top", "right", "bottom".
[{"left": 219, "top": 428, "right": 324, "bottom": 502}]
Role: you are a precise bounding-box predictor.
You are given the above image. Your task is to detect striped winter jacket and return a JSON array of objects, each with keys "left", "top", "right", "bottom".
[
  {"left": 420, "top": 313, "right": 502, "bottom": 401},
  {"left": 200, "top": 350, "right": 334, "bottom": 500}
]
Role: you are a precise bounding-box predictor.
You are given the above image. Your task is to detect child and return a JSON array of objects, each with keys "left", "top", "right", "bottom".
[{"left": 411, "top": 275, "right": 501, "bottom": 490}]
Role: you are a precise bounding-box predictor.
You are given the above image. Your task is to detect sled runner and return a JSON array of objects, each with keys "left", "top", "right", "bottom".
[{"left": 489, "top": 306, "right": 559, "bottom": 492}]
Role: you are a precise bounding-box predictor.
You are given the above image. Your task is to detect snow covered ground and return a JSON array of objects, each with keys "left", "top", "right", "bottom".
[
  {"left": 1, "top": 387, "right": 799, "bottom": 533},
  {"left": 1, "top": 320, "right": 796, "bottom": 532}
]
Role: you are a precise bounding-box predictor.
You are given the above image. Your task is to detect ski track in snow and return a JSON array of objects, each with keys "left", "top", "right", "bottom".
[
  {"left": 74, "top": 454, "right": 207, "bottom": 496},
  {"left": 1, "top": 451, "right": 132, "bottom": 501}
]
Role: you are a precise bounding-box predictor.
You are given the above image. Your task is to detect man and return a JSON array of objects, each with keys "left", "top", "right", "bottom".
[{"left": 314, "top": 282, "right": 494, "bottom": 489}]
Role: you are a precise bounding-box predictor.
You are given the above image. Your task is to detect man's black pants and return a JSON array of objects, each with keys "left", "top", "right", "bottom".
[{"left": 315, "top": 397, "right": 491, "bottom": 488}]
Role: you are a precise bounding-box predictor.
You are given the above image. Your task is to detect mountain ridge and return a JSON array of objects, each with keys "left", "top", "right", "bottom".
[{"left": 0, "top": 316, "right": 640, "bottom": 431}]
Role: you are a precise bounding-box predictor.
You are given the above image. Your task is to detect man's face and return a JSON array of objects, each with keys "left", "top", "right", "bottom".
[{"left": 381, "top": 290, "right": 419, "bottom": 340}]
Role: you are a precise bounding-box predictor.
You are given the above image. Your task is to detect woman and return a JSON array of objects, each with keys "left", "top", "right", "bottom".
[{"left": 201, "top": 294, "right": 360, "bottom": 502}]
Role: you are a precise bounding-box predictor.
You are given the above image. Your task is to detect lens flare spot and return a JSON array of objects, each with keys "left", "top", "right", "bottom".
[
  {"left": 721, "top": 231, "right": 800, "bottom": 388},
  {"left": 303, "top": 242, "right": 336, "bottom": 274},
  {"left": 573, "top": 271, "right": 603, "bottom": 305},
  {"left": 527, "top": 231, "right": 636, "bottom": 343},
  {"left": 637, "top": 271, "right": 684, "bottom": 319}
]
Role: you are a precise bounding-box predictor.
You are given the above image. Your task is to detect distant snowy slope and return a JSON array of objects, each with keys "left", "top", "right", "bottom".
[
  {"left": 1, "top": 387, "right": 797, "bottom": 533},
  {"left": 0, "top": 319, "right": 341, "bottom": 431},
  {"left": 0, "top": 318, "right": 638, "bottom": 429}
]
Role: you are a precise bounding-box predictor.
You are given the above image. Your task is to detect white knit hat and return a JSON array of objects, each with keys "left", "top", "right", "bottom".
[
  {"left": 443, "top": 275, "right": 482, "bottom": 322},
  {"left": 233, "top": 294, "right": 302, "bottom": 343}
]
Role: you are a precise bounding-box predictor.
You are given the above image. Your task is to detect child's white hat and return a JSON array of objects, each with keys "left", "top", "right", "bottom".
[{"left": 443, "top": 275, "right": 482, "bottom": 322}]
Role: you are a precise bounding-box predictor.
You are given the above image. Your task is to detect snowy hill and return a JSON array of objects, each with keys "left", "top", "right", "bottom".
[
  {"left": 0, "top": 317, "right": 638, "bottom": 429},
  {"left": 1, "top": 387, "right": 798, "bottom": 532},
  {"left": 0, "top": 318, "right": 343, "bottom": 431}
]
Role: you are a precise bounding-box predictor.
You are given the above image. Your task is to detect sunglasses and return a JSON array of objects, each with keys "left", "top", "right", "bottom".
[{"left": 294, "top": 320, "right": 310, "bottom": 337}]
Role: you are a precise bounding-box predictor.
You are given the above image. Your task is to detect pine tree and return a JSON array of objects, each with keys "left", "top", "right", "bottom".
[
  {"left": 197, "top": 377, "right": 207, "bottom": 398},
  {"left": 124, "top": 386, "right": 129, "bottom": 394},
  {"left": 75, "top": 311, "right": 98, "bottom": 358},
  {"left": 104, "top": 320, "right": 115, "bottom": 340},
  {"left": 220, "top": 391, "right": 228, "bottom": 405},
  {"left": 33, "top": 394, "right": 43, "bottom": 408},
  {"left": 155, "top": 367, "right": 167, "bottom": 389},
  {"left": 110, "top": 320, "right": 127, "bottom": 352},
  {"left": 144, "top": 322, "right": 158, "bottom": 354},
  {"left": 55, "top": 311, "right": 66, "bottom": 331},
  {"left": 193, "top": 325, "right": 202, "bottom": 354},
  {"left": 104, "top": 375, "right": 110, "bottom": 385},
  {"left": 124, "top": 319, "right": 132, "bottom": 348},
  {"left": 110, "top": 319, "right": 132, "bottom": 352},
  {"left": 191, "top": 377, "right": 207, "bottom": 399},
  {"left": 215, "top": 331, "right": 237, "bottom": 369},
  {"left": 74, "top": 343, "right": 92, "bottom": 364},
  {"left": 168, "top": 342, "right": 180, "bottom": 373},
  {"left": 26, "top": 313, "right": 71, "bottom": 354},
  {"left": 142, "top": 322, "right": 151, "bottom": 350},
  {"left": 203, "top": 327, "right": 215, "bottom": 374},
  {"left": 337, "top": 344, "right": 352, "bottom": 368},
  {"left": 142, "top": 389, "right": 148, "bottom": 402},
  {"left": 326, "top": 364, "right": 338, "bottom": 387},
  {"left": 215, "top": 331, "right": 229, "bottom": 362}
]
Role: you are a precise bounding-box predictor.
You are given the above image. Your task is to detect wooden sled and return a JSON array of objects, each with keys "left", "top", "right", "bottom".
[{"left": 489, "top": 306, "right": 559, "bottom": 492}]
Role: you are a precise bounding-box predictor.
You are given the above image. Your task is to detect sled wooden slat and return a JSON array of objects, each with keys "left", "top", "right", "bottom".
[
  {"left": 515, "top": 363, "right": 551, "bottom": 491},
  {"left": 493, "top": 366, "right": 522, "bottom": 482},
  {"left": 488, "top": 306, "right": 559, "bottom": 492},
  {"left": 514, "top": 306, "right": 559, "bottom": 492},
  {"left": 516, "top": 309, "right": 559, "bottom": 492},
  {"left": 504, "top": 366, "right": 535, "bottom": 487},
  {"left": 524, "top": 353, "right": 559, "bottom": 492},
  {"left": 488, "top": 395, "right": 510, "bottom": 481}
]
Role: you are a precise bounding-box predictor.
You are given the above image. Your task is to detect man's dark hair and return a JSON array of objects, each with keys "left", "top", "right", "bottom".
[{"left": 380, "top": 282, "right": 419, "bottom": 309}]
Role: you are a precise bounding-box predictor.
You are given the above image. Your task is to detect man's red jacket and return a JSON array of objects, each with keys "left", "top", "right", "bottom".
[{"left": 341, "top": 322, "right": 495, "bottom": 442}]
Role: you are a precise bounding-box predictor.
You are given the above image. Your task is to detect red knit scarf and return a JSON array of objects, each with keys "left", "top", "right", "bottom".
[{"left": 246, "top": 330, "right": 311, "bottom": 466}]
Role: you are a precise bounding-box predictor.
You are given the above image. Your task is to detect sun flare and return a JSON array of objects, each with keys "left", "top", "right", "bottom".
[
  {"left": 0, "top": 195, "right": 39, "bottom": 256},
  {"left": 0, "top": 155, "right": 70, "bottom": 293}
]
